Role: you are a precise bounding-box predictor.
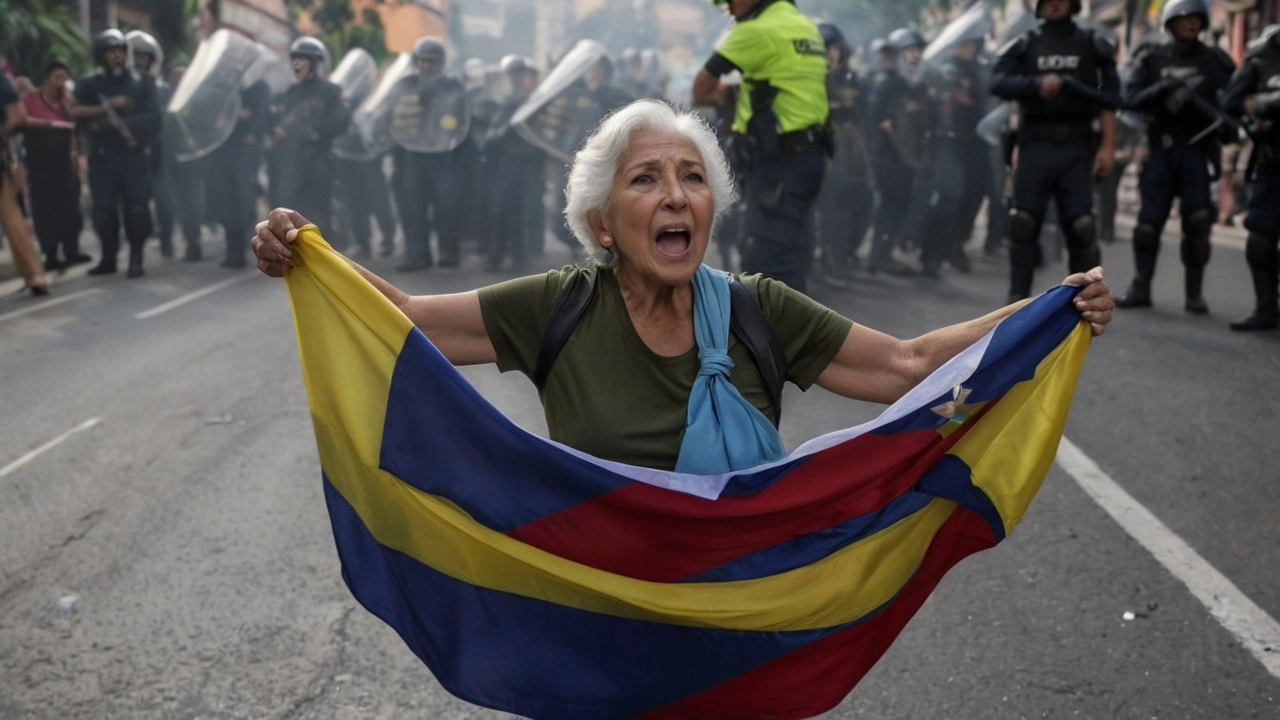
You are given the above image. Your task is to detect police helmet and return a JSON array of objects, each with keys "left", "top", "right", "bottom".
[
  {"left": 1034, "top": 0, "right": 1083, "bottom": 17},
  {"left": 289, "top": 36, "right": 330, "bottom": 71},
  {"left": 93, "top": 29, "right": 128, "bottom": 64},
  {"left": 412, "top": 36, "right": 447, "bottom": 63},
  {"left": 816, "top": 22, "right": 847, "bottom": 50},
  {"left": 869, "top": 38, "right": 890, "bottom": 56},
  {"left": 500, "top": 54, "right": 529, "bottom": 76},
  {"left": 1160, "top": 0, "right": 1210, "bottom": 31},
  {"left": 125, "top": 30, "right": 163, "bottom": 73},
  {"left": 591, "top": 54, "right": 615, "bottom": 83},
  {"left": 886, "top": 28, "right": 927, "bottom": 51},
  {"left": 1247, "top": 24, "right": 1280, "bottom": 55}
]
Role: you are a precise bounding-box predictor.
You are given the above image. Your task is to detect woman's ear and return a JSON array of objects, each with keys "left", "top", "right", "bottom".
[{"left": 587, "top": 209, "right": 610, "bottom": 247}]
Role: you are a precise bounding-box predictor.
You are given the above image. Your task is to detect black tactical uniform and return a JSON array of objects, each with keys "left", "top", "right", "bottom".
[
  {"left": 127, "top": 31, "right": 174, "bottom": 259},
  {"left": 1115, "top": 0, "right": 1235, "bottom": 313},
  {"left": 867, "top": 29, "right": 933, "bottom": 276},
  {"left": 333, "top": 75, "right": 398, "bottom": 261},
  {"left": 267, "top": 37, "right": 349, "bottom": 236},
  {"left": 921, "top": 43, "right": 993, "bottom": 276},
  {"left": 813, "top": 22, "right": 873, "bottom": 287},
  {"left": 992, "top": 3, "right": 1120, "bottom": 301},
  {"left": 206, "top": 79, "right": 271, "bottom": 267},
  {"left": 391, "top": 37, "right": 469, "bottom": 271},
  {"left": 484, "top": 56, "right": 542, "bottom": 272},
  {"left": 75, "top": 30, "right": 161, "bottom": 278},
  {"left": 1223, "top": 24, "right": 1280, "bottom": 330}
]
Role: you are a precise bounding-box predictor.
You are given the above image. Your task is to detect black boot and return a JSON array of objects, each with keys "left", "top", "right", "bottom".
[
  {"left": 1115, "top": 280, "right": 1152, "bottom": 308},
  {"left": 126, "top": 242, "right": 145, "bottom": 278},
  {"left": 89, "top": 221, "right": 119, "bottom": 275},
  {"left": 184, "top": 242, "right": 202, "bottom": 262},
  {"left": 1231, "top": 237, "right": 1279, "bottom": 331},
  {"left": 1184, "top": 266, "right": 1209, "bottom": 314}
]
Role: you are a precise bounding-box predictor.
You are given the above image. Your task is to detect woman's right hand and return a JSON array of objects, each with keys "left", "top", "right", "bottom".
[{"left": 253, "top": 207, "right": 310, "bottom": 277}]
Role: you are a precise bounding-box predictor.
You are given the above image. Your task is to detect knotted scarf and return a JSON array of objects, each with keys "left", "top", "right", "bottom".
[{"left": 673, "top": 265, "right": 788, "bottom": 474}]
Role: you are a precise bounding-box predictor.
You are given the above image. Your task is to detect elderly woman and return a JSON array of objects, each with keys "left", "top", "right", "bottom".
[{"left": 254, "top": 100, "right": 1114, "bottom": 472}]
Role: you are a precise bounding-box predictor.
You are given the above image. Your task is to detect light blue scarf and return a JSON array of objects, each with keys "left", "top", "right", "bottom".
[{"left": 673, "top": 265, "right": 788, "bottom": 475}]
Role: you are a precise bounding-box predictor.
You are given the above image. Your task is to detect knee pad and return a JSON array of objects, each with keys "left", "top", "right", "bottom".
[
  {"left": 1246, "top": 232, "right": 1278, "bottom": 270},
  {"left": 1181, "top": 208, "right": 1214, "bottom": 240},
  {"left": 1008, "top": 210, "right": 1039, "bottom": 248},
  {"left": 1132, "top": 223, "right": 1161, "bottom": 253},
  {"left": 1180, "top": 232, "right": 1212, "bottom": 268},
  {"left": 123, "top": 205, "right": 153, "bottom": 243},
  {"left": 1064, "top": 214, "right": 1097, "bottom": 252}
]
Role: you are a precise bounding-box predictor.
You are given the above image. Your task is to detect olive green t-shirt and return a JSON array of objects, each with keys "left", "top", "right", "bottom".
[
  {"left": 477, "top": 266, "right": 853, "bottom": 471},
  {"left": 715, "top": 0, "right": 830, "bottom": 135}
]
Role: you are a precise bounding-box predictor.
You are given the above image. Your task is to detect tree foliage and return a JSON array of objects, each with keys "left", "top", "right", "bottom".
[
  {"left": 290, "top": 0, "right": 390, "bottom": 65},
  {"left": 0, "top": 0, "right": 88, "bottom": 80}
]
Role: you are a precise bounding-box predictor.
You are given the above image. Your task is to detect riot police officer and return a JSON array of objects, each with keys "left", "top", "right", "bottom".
[
  {"left": 694, "top": 0, "right": 830, "bottom": 293},
  {"left": 390, "top": 36, "right": 469, "bottom": 271},
  {"left": 1223, "top": 25, "right": 1280, "bottom": 330},
  {"left": 921, "top": 19, "right": 994, "bottom": 277},
  {"left": 205, "top": 62, "right": 272, "bottom": 267},
  {"left": 867, "top": 28, "right": 932, "bottom": 276},
  {"left": 991, "top": 0, "right": 1120, "bottom": 302},
  {"left": 266, "top": 36, "right": 348, "bottom": 236},
  {"left": 126, "top": 30, "right": 175, "bottom": 259},
  {"left": 1115, "top": 0, "right": 1235, "bottom": 313},
  {"left": 71, "top": 29, "right": 160, "bottom": 277},
  {"left": 814, "top": 21, "right": 873, "bottom": 288},
  {"left": 482, "top": 55, "right": 542, "bottom": 272}
]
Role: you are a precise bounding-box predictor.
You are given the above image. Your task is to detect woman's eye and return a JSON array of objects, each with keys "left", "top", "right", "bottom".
[
  {"left": 632, "top": 174, "right": 653, "bottom": 185},
  {"left": 686, "top": 173, "right": 704, "bottom": 183}
]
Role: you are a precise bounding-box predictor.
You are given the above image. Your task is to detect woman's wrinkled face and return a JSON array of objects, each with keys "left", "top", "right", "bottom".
[{"left": 594, "top": 132, "right": 715, "bottom": 286}]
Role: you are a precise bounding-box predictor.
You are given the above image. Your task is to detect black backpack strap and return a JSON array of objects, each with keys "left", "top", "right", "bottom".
[
  {"left": 532, "top": 268, "right": 596, "bottom": 394},
  {"left": 728, "top": 278, "right": 789, "bottom": 425}
]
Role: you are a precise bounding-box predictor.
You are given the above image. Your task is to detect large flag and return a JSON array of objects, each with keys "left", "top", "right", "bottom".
[{"left": 284, "top": 226, "right": 1091, "bottom": 719}]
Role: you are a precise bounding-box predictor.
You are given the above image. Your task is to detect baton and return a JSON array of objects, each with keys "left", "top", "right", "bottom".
[{"left": 99, "top": 94, "right": 137, "bottom": 148}]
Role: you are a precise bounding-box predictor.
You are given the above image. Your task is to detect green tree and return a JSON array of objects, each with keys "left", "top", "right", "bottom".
[
  {"left": 0, "top": 0, "right": 88, "bottom": 80},
  {"left": 290, "top": 0, "right": 390, "bottom": 66}
]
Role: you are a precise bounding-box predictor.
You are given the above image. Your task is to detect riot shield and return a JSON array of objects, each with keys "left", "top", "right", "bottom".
[
  {"left": 385, "top": 77, "right": 472, "bottom": 153},
  {"left": 976, "top": 102, "right": 1011, "bottom": 146},
  {"left": 245, "top": 43, "right": 292, "bottom": 96},
  {"left": 355, "top": 53, "right": 414, "bottom": 157},
  {"left": 331, "top": 48, "right": 377, "bottom": 105},
  {"left": 889, "top": 91, "right": 933, "bottom": 168},
  {"left": 167, "top": 29, "right": 260, "bottom": 161},
  {"left": 998, "top": 11, "right": 1040, "bottom": 45},
  {"left": 924, "top": 3, "right": 993, "bottom": 62},
  {"left": 510, "top": 39, "right": 610, "bottom": 162}
]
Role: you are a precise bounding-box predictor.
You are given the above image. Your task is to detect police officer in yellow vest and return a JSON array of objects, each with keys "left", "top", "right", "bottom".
[{"left": 694, "top": 0, "right": 830, "bottom": 293}]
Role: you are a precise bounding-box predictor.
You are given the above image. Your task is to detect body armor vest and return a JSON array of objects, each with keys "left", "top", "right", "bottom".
[
  {"left": 1253, "top": 50, "right": 1280, "bottom": 153},
  {"left": 826, "top": 69, "right": 871, "bottom": 183},
  {"left": 1020, "top": 24, "right": 1100, "bottom": 124},
  {"left": 940, "top": 56, "right": 988, "bottom": 140},
  {"left": 1144, "top": 43, "right": 1225, "bottom": 143}
]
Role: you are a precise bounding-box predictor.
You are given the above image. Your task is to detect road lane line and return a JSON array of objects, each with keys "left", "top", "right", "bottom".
[
  {"left": 0, "top": 289, "right": 103, "bottom": 325},
  {"left": 135, "top": 274, "right": 252, "bottom": 320},
  {"left": 1057, "top": 436, "right": 1280, "bottom": 679},
  {"left": 0, "top": 417, "right": 103, "bottom": 480}
]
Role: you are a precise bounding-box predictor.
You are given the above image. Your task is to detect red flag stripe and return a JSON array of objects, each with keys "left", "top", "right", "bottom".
[
  {"left": 507, "top": 410, "right": 991, "bottom": 582},
  {"left": 635, "top": 507, "right": 998, "bottom": 720}
]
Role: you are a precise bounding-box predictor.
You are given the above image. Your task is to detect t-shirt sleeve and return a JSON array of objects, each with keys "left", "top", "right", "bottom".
[
  {"left": 714, "top": 20, "right": 770, "bottom": 76},
  {"left": 0, "top": 75, "right": 18, "bottom": 108},
  {"left": 741, "top": 274, "right": 853, "bottom": 390},
  {"left": 476, "top": 268, "right": 570, "bottom": 376}
]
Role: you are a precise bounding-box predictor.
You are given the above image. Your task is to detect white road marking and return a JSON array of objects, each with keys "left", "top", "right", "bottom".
[
  {"left": 135, "top": 274, "right": 252, "bottom": 319},
  {"left": 0, "top": 417, "right": 103, "bottom": 480},
  {"left": 0, "top": 289, "right": 103, "bottom": 325},
  {"left": 1057, "top": 436, "right": 1280, "bottom": 680}
]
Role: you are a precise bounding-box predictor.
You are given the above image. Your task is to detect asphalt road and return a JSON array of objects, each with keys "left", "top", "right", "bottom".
[{"left": 0, "top": 218, "right": 1277, "bottom": 719}]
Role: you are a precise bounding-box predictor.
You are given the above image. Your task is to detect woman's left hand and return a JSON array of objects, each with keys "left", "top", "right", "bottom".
[{"left": 1062, "top": 266, "right": 1114, "bottom": 337}]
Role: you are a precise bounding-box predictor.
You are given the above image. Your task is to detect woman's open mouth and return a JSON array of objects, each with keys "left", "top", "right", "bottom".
[{"left": 655, "top": 225, "right": 692, "bottom": 259}]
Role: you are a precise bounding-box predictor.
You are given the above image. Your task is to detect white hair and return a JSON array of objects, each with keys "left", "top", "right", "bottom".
[{"left": 564, "top": 99, "right": 736, "bottom": 264}]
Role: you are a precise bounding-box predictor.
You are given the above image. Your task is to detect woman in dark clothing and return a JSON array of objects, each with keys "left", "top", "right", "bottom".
[{"left": 22, "top": 61, "right": 86, "bottom": 271}]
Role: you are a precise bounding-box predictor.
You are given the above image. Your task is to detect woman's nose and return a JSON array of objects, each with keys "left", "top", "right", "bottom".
[{"left": 663, "top": 171, "right": 689, "bottom": 210}]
